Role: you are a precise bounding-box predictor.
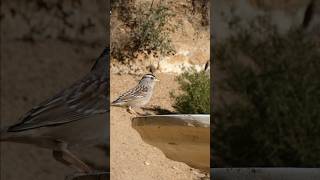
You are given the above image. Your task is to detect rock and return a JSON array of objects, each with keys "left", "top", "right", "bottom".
[{"left": 172, "top": 166, "right": 179, "bottom": 170}]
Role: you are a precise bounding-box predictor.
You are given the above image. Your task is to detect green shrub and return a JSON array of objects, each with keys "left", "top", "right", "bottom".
[
  {"left": 111, "top": 2, "right": 176, "bottom": 61},
  {"left": 130, "top": 2, "right": 176, "bottom": 56},
  {"left": 171, "top": 69, "right": 210, "bottom": 114},
  {"left": 212, "top": 16, "right": 320, "bottom": 167}
]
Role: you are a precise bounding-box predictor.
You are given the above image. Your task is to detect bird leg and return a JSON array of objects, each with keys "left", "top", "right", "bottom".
[
  {"left": 127, "top": 106, "right": 139, "bottom": 116},
  {"left": 53, "top": 141, "right": 93, "bottom": 173}
]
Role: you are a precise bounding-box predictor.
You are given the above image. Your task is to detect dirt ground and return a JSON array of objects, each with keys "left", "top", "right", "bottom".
[{"left": 110, "top": 73, "right": 209, "bottom": 180}]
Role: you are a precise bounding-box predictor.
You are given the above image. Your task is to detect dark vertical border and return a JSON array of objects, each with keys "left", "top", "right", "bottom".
[
  {"left": 106, "top": 0, "right": 111, "bottom": 176},
  {"left": 0, "top": 0, "right": 2, "bottom": 177},
  {"left": 210, "top": 0, "right": 214, "bottom": 171},
  {"left": 0, "top": 1, "right": 111, "bottom": 178},
  {"left": 210, "top": 1, "right": 320, "bottom": 179}
]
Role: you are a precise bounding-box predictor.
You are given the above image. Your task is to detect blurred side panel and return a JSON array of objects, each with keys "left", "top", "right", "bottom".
[{"left": 1, "top": 0, "right": 109, "bottom": 179}]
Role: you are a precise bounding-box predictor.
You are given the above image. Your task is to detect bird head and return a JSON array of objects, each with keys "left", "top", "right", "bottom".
[{"left": 139, "top": 74, "right": 159, "bottom": 86}]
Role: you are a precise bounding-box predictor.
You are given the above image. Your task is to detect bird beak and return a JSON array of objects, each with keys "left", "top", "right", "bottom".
[{"left": 155, "top": 78, "right": 160, "bottom": 82}]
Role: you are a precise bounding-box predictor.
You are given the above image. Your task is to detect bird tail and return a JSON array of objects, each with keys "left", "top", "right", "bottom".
[
  {"left": 110, "top": 101, "right": 119, "bottom": 106},
  {"left": 0, "top": 125, "right": 29, "bottom": 143},
  {"left": 110, "top": 99, "right": 124, "bottom": 107},
  {"left": 0, "top": 126, "right": 11, "bottom": 141}
]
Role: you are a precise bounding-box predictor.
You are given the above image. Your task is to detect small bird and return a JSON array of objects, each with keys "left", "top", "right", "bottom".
[
  {"left": 1, "top": 48, "right": 110, "bottom": 174},
  {"left": 111, "top": 73, "right": 159, "bottom": 115}
]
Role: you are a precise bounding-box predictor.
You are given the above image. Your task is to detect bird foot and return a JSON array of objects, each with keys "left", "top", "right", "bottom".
[
  {"left": 127, "top": 107, "right": 140, "bottom": 116},
  {"left": 53, "top": 141, "right": 93, "bottom": 174}
]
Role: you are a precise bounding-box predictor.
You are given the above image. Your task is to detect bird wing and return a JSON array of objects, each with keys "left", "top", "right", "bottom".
[
  {"left": 7, "top": 48, "right": 110, "bottom": 132},
  {"left": 112, "top": 85, "right": 149, "bottom": 104},
  {"left": 8, "top": 75, "right": 108, "bottom": 132}
]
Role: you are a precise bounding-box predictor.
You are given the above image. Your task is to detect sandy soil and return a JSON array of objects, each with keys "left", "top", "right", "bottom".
[{"left": 110, "top": 73, "right": 209, "bottom": 180}]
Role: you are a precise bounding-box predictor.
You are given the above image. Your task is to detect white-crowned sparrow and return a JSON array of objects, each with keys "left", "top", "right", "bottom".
[
  {"left": 111, "top": 73, "right": 159, "bottom": 115},
  {"left": 0, "top": 48, "right": 110, "bottom": 174}
]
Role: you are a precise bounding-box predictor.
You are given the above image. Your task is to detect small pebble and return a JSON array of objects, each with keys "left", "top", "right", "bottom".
[{"left": 172, "top": 166, "right": 179, "bottom": 170}]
